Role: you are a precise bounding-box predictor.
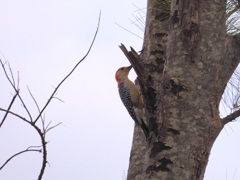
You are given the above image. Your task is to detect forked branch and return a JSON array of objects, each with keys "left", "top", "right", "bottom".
[
  {"left": 0, "top": 11, "right": 101, "bottom": 180},
  {"left": 0, "top": 61, "right": 33, "bottom": 121}
]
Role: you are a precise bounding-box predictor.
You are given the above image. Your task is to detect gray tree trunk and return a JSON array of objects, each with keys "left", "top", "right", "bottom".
[{"left": 123, "top": 0, "right": 240, "bottom": 179}]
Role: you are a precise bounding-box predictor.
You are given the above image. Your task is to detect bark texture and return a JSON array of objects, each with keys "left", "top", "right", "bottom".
[{"left": 124, "top": 0, "right": 240, "bottom": 180}]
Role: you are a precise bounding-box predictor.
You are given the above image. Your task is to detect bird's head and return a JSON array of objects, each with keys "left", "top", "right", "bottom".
[{"left": 115, "top": 65, "right": 132, "bottom": 84}]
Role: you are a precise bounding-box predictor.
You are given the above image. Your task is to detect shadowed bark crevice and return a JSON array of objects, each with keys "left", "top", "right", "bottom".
[{"left": 150, "top": 142, "right": 171, "bottom": 158}]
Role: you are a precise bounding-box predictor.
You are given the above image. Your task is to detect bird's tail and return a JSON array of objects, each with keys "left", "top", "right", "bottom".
[
  {"left": 133, "top": 107, "right": 149, "bottom": 139},
  {"left": 140, "top": 120, "right": 149, "bottom": 139}
]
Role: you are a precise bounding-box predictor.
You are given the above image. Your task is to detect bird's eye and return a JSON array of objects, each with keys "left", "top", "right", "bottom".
[{"left": 121, "top": 68, "right": 124, "bottom": 70}]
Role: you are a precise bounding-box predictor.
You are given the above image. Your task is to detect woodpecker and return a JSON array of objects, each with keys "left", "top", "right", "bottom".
[{"left": 115, "top": 65, "right": 149, "bottom": 138}]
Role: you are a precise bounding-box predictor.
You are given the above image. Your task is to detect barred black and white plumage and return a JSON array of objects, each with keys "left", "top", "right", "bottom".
[{"left": 118, "top": 82, "right": 137, "bottom": 121}]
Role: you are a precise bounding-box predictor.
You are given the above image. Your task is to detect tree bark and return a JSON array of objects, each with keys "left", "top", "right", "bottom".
[{"left": 124, "top": 0, "right": 240, "bottom": 179}]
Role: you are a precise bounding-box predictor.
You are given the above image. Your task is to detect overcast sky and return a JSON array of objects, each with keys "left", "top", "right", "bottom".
[{"left": 0, "top": 1, "right": 240, "bottom": 180}]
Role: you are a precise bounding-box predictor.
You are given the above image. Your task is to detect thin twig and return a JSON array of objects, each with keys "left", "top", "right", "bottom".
[
  {"left": 45, "top": 121, "right": 53, "bottom": 133},
  {"left": 8, "top": 63, "right": 16, "bottom": 87},
  {"left": 34, "top": 11, "right": 101, "bottom": 124},
  {"left": 45, "top": 122, "right": 62, "bottom": 133},
  {"left": 17, "top": 71, "right": 20, "bottom": 89},
  {"left": 0, "top": 60, "right": 15, "bottom": 87},
  {"left": 52, "top": 96, "right": 65, "bottom": 103},
  {"left": 27, "top": 86, "right": 44, "bottom": 122},
  {"left": 34, "top": 13, "right": 101, "bottom": 179},
  {"left": 0, "top": 91, "right": 19, "bottom": 128},
  {"left": 0, "top": 148, "right": 41, "bottom": 170},
  {"left": 0, "top": 108, "right": 29, "bottom": 123},
  {"left": 0, "top": 60, "right": 33, "bottom": 121}
]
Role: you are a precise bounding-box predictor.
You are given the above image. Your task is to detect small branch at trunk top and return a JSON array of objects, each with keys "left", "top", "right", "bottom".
[
  {"left": 119, "top": 44, "right": 147, "bottom": 84},
  {"left": 221, "top": 109, "right": 240, "bottom": 125}
]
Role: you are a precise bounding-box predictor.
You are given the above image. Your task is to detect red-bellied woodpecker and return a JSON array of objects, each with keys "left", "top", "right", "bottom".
[{"left": 115, "top": 65, "right": 149, "bottom": 138}]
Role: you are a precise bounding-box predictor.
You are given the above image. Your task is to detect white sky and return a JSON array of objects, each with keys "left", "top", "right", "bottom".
[{"left": 0, "top": 1, "right": 239, "bottom": 180}]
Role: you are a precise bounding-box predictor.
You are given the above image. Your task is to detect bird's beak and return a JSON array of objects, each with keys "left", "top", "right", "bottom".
[{"left": 127, "top": 65, "right": 132, "bottom": 70}]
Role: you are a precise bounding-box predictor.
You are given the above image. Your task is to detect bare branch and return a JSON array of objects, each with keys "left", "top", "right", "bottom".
[
  {"left": 31, "top": 125, "right": 47, "bottom": 180},
  {"left": 44, "top": 120, "right": 53, "bottom": 133},
  {"left": 0, "top": 108, "right": 29, "bottom": 123},
  {"left": 221, "top": 108, "right": 240, "bottom": 125},
  {"left": 0, "top": 60, "right": 15, "bottom": 88},
  {"left": 0, "top": 91, "right": 19, "bottom": 128},
  {"left": 34, "top": 11, "right": 101, "bottom": 124},
  {"left": 8, "top": 63, "right": 16, "bottom": 88},
  {"left": 0, "top": 105, "right": 47, "bottom": 179},
  {"left": 0, "top": 105, "right": 46, "bottom": 179},
  {"left": 17, "top": 71, "right": 20, "bottom": 89},
  {"left": 0, "top": 147, "right": 41, "bottom": 170},
  {"left": 34, "top": 13, "right": 101, "bottom": 179},
  {"left": 27, "top": 86, "right": 44, "bottom": 122},
  {"left": 0, "top": 60, "right": 33, "bottom": 121},
  {"left": 52, "top": 96, "right": 65, "bottom": 103},
  {"left": 45, "top": 122, "right": 62, "bottom": 133}
]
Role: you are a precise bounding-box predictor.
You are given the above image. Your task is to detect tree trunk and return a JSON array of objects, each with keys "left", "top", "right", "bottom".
[{"left": 125, "top": 0, "right": 240, "bottom": 179}]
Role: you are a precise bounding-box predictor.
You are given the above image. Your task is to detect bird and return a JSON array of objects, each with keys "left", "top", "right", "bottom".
[{"left": 115, "top": 65, "right": 149, "bottom": 138}]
